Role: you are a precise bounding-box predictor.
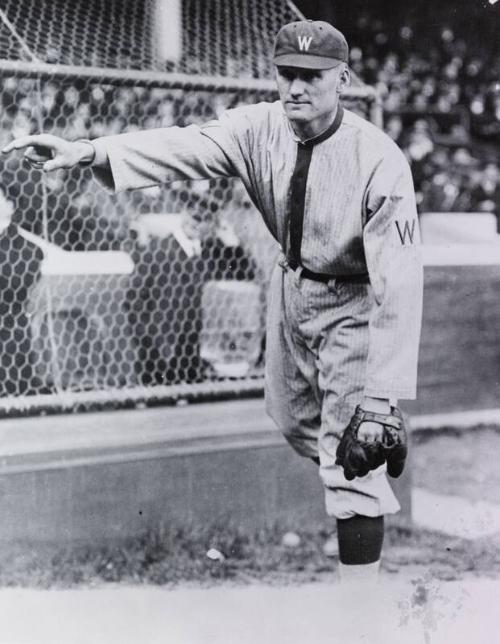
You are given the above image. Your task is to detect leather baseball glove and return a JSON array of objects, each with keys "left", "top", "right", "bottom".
[{"left": 335, "top": 406, "right": 407, "bottom": 480}]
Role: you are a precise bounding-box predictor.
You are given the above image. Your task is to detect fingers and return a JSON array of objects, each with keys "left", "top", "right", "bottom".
[
  {"left": 23, "top": 145, "right": 52, "bottom": 168},
  {"left": 2, "top": 134, "right": 74, "bottom": 173},
  {"left": 2, "top": 135, "right": 85, "bottom": 174},
  {"left": 2, "top": 134, "right": 68, "bottom": 173},
  {"left": 42, "top": 157, "right": 68, "bottom": 172},
  {"left": 2, "top": 136, "right": 37, "bottom": 154},
  {"left": 357, "top": 420, "right": 383, "bottom": 443},
  {"left": 2, "top": 134, "right": 58, "bottom": 154},
  {"left": 23, "top": 157, "right": 69, "bottom": 173}
]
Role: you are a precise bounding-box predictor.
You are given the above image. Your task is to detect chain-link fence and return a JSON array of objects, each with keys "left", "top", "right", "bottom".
[{"left": 0, "top": 0, "right": 380, "bottom": 414}]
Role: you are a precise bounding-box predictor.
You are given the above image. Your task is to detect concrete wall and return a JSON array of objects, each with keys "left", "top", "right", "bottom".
[
  {"left": 0, "top": 446, "right": 322, "bottom": 543},
  {"left": 405, "top": 265, "right": 500, "bottom": 416},
  {"left": 0, "top": 401, "right": 411, "bottom": 545}
]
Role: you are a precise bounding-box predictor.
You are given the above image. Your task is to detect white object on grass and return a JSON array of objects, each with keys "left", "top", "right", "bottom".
[
  {"left": 282, "top": 532, "right": 301, "bottom": 548},
  {"left": 322, "top": 536, "right": 339, "bottom": 558}
]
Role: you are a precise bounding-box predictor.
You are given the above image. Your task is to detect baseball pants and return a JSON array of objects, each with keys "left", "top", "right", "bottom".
[{"left": 265, "top": 258, "right": 400, "bottom": 519}]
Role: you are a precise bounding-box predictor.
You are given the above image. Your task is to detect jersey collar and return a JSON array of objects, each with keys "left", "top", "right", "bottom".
[{"left": 288, "top": 104, "right": 344, "bottom": 147}]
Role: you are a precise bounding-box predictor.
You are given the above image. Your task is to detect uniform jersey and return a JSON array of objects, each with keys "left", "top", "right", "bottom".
[{"left": 93, "top": 101, "right": 422, "bottom": 401}]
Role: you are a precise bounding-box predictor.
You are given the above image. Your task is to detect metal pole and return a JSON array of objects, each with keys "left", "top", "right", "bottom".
[
  {"left": 0, "top": 59, "right": 278, "bottom": 93},
  {"left": 369, "top": 92, "right": 385, "bottom": 130},
  {"left": 0, "top": 58, "right": 378, "bottom": 103}
]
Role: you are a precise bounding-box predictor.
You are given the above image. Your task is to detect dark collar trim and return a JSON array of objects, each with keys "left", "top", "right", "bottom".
[{"left": 299, "top": 104, "right": 344, "bottom": 147}]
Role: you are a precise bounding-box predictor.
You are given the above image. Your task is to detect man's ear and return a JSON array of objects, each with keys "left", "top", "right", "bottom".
[{"left": 338, "top": 66, "right": 351, "bottom": 93}]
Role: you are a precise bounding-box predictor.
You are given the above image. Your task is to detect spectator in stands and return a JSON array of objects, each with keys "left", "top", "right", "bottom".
[
  {"left": 419, "top": 147, "right": 475, "bottom": 214},
  {"left": 398, "top": 119, "right": 436, "bottom": 205},
  {"left": 0, "top": 188, "right": 43, "bottom": 395},
  {"left": 125, "top": 199, "right": 257, "bottom": 386},
  {"left": 470, "top": 162, "right": 500, "bottom": 226},
  {"left": 384, "top": 114, "right": 403, "bottom": 144},
  {"left": 347, "top": 7, "right": 500, "bottom": 146},
  {"left": 472, "top": 84, "right": 500, "bottom": 142}
]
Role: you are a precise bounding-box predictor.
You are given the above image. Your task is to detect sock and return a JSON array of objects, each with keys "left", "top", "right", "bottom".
[
  {"left": 336, "top": 514, "right": 384, "bottom": 565},
  {"left": 338, "top": 559, "right": 380, "bottom": 585}
]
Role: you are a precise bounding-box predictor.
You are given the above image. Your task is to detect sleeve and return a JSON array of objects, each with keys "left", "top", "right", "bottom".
[
  {"left": 362, "top": 149, "right": 423, "bottom": 400},
  {"left": 90, "top": 112, "right": 248, "bottom": 193}
]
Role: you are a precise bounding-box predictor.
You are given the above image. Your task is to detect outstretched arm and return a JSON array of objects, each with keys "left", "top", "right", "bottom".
[
  {"left": 89, "top": 122, "right": 242, "bottom": 192},
  {"left": 2, "top": 104, "right": 263, "bottom": 194},
  {"left": 1, "top": 134, "right": 106, "bottom": 172}
]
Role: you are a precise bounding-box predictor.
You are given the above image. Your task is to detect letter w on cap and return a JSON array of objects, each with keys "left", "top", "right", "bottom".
[{"left": 297, "top": 35, "right": 313, "bottom": 51}]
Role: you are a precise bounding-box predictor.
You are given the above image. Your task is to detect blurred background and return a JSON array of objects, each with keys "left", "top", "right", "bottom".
[{"left": 0, "top": 0, "right": 498, "bottom": 413}]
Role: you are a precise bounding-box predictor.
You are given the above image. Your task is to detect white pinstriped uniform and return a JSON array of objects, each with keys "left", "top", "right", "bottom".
[{"left": 92, "top": 101, "right": 423, "bottom": 519}]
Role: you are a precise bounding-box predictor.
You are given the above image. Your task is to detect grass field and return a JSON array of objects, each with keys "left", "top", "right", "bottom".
[{"left": 0, "top": 425, "right": 499, "bottom": 589}]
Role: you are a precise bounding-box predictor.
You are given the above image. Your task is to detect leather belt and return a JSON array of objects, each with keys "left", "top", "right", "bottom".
[
  {"left": 287, "top": 259, "right": 369, "bottom": 285},
  {"left": 300, "top": 266, "right": 332, "bottom": 283}
]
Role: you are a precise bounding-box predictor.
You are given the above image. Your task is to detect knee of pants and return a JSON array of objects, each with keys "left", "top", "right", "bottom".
[
  {"left": 282, "top": 431, "right": 319, "bottom": 459},
  {"left": 321, "top": 465, "right": 401, "bottom": 519},
  {"left": 265, "top": 397, "right": 319, "bottom": 459}
]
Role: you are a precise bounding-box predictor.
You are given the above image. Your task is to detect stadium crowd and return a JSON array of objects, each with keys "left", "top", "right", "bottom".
[{"left": 345, "top": 9, "right": 500, "bottom": 218}]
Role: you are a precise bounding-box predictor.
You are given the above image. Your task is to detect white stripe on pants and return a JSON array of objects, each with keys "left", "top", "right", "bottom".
[{"left": 265, "top": 260, "right": 400, "bottom": 519}]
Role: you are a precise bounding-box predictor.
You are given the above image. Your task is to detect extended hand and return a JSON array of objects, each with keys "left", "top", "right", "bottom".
[{"left": 2, "top": 134, "right": 94, "bottom": 172}]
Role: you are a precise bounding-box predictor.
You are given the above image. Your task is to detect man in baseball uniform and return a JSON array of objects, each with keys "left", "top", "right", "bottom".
[{"left": 3, "top": 20, "right": 423, "bottom": 585}]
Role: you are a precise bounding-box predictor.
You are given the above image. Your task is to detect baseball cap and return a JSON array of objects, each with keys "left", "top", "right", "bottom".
[{"left": 273, "top": 20, "right": 348, "bottom": 70}]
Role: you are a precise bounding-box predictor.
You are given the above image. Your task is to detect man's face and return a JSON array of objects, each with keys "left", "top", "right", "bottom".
[{"left": 275, "top": 65, "right": 346, "bottom": 128}]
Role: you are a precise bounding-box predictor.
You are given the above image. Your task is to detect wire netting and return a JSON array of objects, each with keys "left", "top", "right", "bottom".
[
  {"left": 0, "top": 0, "right": 376, "bottom": 413},
  {"left": 0, "top": 0, "right": 299, "bottom": 75}
]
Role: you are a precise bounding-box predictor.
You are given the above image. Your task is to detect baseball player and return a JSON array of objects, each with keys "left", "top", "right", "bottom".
[{"left": 3, "top": 20, "right": 423, "bottom": 586}]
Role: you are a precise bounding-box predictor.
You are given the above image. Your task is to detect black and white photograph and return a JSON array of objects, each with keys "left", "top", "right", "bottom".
[{"left": 0, "top": 0, "right": 499, "bottom": 642}]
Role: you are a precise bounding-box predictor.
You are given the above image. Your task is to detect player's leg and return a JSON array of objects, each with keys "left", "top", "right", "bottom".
[
  {"left": 314, "top": 279, "right": 399, "bottom": 582},
  {"left": 265, "top": 267, "right": 397, "bottom": 583},
  {"left": 336, "top": 514, "right": 384, "bottom": 584},
  {"left": 265, "top": 262, "right": 322, "bottom": 460}
]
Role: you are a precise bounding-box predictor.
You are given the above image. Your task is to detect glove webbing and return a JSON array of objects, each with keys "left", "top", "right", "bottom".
[{"left": 356, "top": 409, "right": 402, "bottom": 434}]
